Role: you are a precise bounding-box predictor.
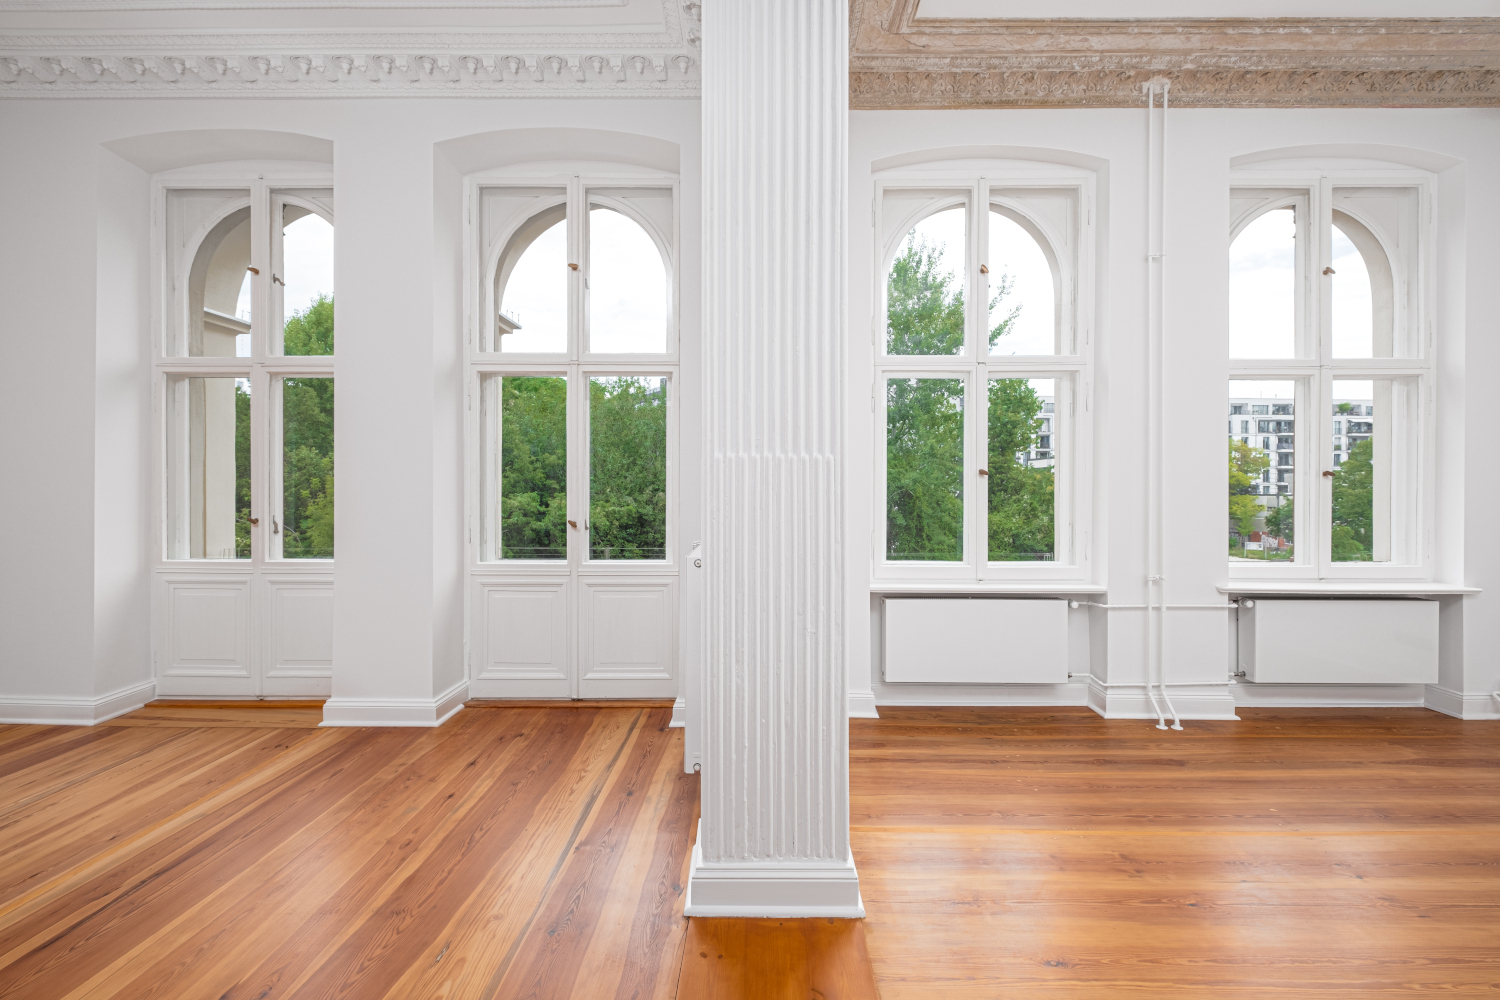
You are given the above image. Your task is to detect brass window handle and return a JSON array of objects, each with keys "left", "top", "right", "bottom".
[
  {"left": 248, "top": 516, "right": 259, "bottom": 525},
  {"left": 978, "top": 469, "right": 989, "bottom": 476},
  {"left": 568, "top": 519, "right": 579, "bottom": 529}
]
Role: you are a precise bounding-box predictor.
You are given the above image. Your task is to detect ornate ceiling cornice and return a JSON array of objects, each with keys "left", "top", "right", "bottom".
[
  {"left": 0, "top": 0, "right": 700, "bottom": 96},
  {"left": 851, "top": 0, "right": 1500, "bottom": 108}
]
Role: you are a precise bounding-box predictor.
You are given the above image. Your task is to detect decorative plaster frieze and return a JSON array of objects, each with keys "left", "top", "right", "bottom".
[
  {"left": 0, "top": 0, "right": 699, "bottom": 95},
  {"left": 0, "top": 48, "right": 697, "bottom": 94},
  {"left": 851, "top": 0, "right": 1500, "bottom": 107}
]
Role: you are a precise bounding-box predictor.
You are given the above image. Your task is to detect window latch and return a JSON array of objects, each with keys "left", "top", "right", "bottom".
[
  {"left": 273, "top": 515, "right": 280, "bottom": 534},
  {"left": 979, "top": 264, "right": 989, "bottom": 274},
  {"left": 568, "top": 519, "right": 579, "bottom": 529},
  {"left": 272, "top": 273, "right": 285, "bottom": 286},
  {"left": 246, "top": 266, "right": 260, "bottom": 275},
  {"left": 1322, "top": 470, "right": 1335, "bottom": 478},
  {"left": 1322, "top": 266, "right": 1336, "bottom": 276},
  {"left": 568, "top": 263, "right": 579, "bottom": 271},
  {"left": 978, "top": 469, "right": 989, "bottom": 476},
  {"left": 248, "top": 516, "right": 259, "bottom": 526}
]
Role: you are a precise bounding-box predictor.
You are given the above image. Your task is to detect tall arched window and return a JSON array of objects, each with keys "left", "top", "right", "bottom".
[
  {"left": 875, "top": 174, "right": 1093, "bottom": 582},
  {"left": 468, "top": 171, "right": 680, "bottom": 699},
  {"left": 1227, "top": 181, "right": 1426, "bottom": 577}
]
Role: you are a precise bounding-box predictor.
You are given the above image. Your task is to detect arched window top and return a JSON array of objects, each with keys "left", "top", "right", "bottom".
[
  {"left": 1230, "top": 205, "right": 1298, "bottom": 360},
  {"left": 987, "top": 206, "right": 1058, "bottom": 357},
  {"left": 187, "top": 203, "right": 252, "bottom": 358},
  {"left": 484, "top": 183, "right": 675, "bottom": 356},
  {"left": 886, "top": 204, "right": 967, "bottom": 357},
  {"left": 495, "top": 202, "right": 569, "bottom": 354},
  {"left": 1330, "top": 209, "right": 1395, "bottom": 359}
]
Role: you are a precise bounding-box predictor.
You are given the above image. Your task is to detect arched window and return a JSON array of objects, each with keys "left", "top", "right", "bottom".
[
  {"left": 1227, "top": 181, "right": 1424, "bottom": 574},
  {"left": 875, "top": 174, "right": 1091, "bottom": 579},
  {"left": 495, "top": 204, "right": 568, "bottom": 353},
  {"left": 1229, "top": 205, "right": 1297, "bottom": 360},
  {"left": 588, "top": 205, "right": 668, "bottom": 354}
]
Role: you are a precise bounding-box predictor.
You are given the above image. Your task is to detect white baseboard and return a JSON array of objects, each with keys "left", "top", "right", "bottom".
[
  {"left": 847, "top": 692, "right": 880, "bottom": 719},
  {"left": 669, "top": 696, "right": 686, "bottom": 728},
  {"left": 1424, "top": 684, "right": 1500, "bottom": 720},
  {"left": 1231, "top": 681, "right": 1426, "bottom": 709},
  {"left": 1088, "top": 682, "right": 1241, "bottom": 721},
  {"left": 871, "top": 681, "right": 1090, "bottom": 708},
  {"left": 684, "top": 822, "right": 864, "bottom": 918},
  {"left": 0, "top": 678, "right": 156, "bottom": 726},
  {"left": 321, "top": 679, "right": 468, "bottom": 728}
]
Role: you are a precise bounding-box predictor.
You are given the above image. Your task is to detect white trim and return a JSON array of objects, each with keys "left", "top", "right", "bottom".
[
  {"left": 669, "top": 696, "right": 686, "bottom": 728},
  {"left": 684, "top": 822, "right": 865, "bottom": 918},
  {"left": 0, "top": 679, "right": 156, "bottom": 726},
  {"left": 1086, "top": 681, "right": 1241, "bottom": 721},
  {"left": 1232, "top": 681, "right": 1426, "bottom": 708},
  {"left": 1424, "top": 685, "right": 1500, "bottom": 720},
  {"left": 1221, "top": 582, "right": 1477, "bottom": 595},
  {"left": 320, "top": 679, "right": 468, "bottom": 727},
  {"left": 847, "top": 692, "right": 880, "bottom": 718}
]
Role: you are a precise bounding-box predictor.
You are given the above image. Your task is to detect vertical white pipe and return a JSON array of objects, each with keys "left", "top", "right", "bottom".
[
  {"left": 1143, "top": 81, "right": 1167, "bottom": 731},
  {"left": 1157, "top": 80, "right": 1182, "bottom": 730}
]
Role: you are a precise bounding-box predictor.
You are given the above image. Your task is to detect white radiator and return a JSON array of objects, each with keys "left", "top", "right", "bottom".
[
  {"left": 883, "top": 598, "right": 1069, "bottom": 684},
  {"left": 1237, "top": 599, "right": 1439, "bottom": 684}
]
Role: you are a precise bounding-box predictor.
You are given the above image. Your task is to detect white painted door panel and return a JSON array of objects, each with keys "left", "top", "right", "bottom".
[
  {"left": 159, "top": 577, "right": 253, "bottom": 696},
  {"left": 579, "top": 580, "right": 677, "bottom": 698},
  {"left": 472, "top": 581, "right": 571, "bottom": 698},
  {"left": 264, "top": 577, "right": 334, "bottom": 697}
]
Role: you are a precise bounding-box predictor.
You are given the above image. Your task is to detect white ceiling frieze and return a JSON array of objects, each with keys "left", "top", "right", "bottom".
[
  {"left": 0, "top": 0, "right": 700, "bottom": 95},
  {"left": 852, "top": 0, "right": 1500, "bottom": 107}
]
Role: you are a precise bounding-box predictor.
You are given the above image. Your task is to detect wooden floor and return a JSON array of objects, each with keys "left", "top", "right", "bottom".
[
  {"left": 0, "top": 702, "right": 698, "bottom": 1000},
  {"left": 2, "top": 704, "right": 1496, "bottom": 998},
  {"left": 852, "top": 707, "right": 1500, "bottom": 999}
]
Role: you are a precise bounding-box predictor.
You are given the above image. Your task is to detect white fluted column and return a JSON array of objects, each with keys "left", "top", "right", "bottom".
[{"left": 685, "top": 0, "right": 860, "bottom": 918}]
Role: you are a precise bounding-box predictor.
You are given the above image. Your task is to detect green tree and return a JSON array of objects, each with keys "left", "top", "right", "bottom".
[
  {"left": 589, "top": 377, "right": 667, "bottom": 559},
  {"left": 1331, "top": 438, "right": 1374, "bottom": 561},
  {"left": 499, "top": 376, "right": 568, "bottom": 558},
  {"left": 280, "top": 295, "right": 336, "bottom": 558},
  {"left": 284, "top": 294, "right": 334, "bottom": 356},
  {"left": 883, "top": 233, "right": 1048, "bottom": 560},
  {"left": 234, "top": 382, "right": 252, "bottom": 557},
  {"left": 1264, "top": 494, "right": 1293, "bottom": 543},
  {"left": 1228, "top": 439, "right": 1270, "bottom": 537}
]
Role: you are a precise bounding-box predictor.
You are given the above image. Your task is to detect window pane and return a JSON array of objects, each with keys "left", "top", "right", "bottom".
[
  {"left": 988, "top": 378, "right": 1055, "bottom": 561},
  {"left": 887, "top": 207, "right": 966, "bottom": 356},
  {"left": 492, "top": 376, "right": 568, "bottom": 560},
  {"left": 987, "top": 211, "right": 1056, "bottom": 356},
  {"left": 589, "top": 377, "right": 667, "bottom": 560},
  {"left": 166, "top": 376, "right": 251, "bottom": 559},
  {"left": 498, "top": 212, "right": 568, "bottom": 354},
  {"left": 589, "top": 208, "right": 667, "bottom": 354},
  {"left": 280, "top": 207, "right": 334, "bottom": 357},
  {"left": 282, "top": 377, "right": 334, "bottom": 559},
  {"left": 886, "top": 377, "right": 964, "bottom": 560},
  {"left": 1332, "top": 379, "right": 1412, "bottom": 564},
  {"left": 188, "top": 205, "right": 252, "bottom": 359},
  {"left": 1228, "top": 380, "right": 1294, "bottom": 562},
  {"left": 1230, "top": 208, "right": 1296, "bottom": 359}
]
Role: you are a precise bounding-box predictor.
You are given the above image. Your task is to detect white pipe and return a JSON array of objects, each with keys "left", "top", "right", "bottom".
[
  {"left": 1071, "top": 601, "right": 1238, "bottom": 610},
  {"left": 1142, "top": 81, "right": 1166, "bottom": 732}
]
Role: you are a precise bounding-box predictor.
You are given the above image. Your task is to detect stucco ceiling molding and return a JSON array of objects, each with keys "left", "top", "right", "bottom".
[
  {"left": 851, "top": 0, "right": 1500, "bottom": 108},
  {"left": 0, "top": 0, "right": 700, "bottom": 95}
]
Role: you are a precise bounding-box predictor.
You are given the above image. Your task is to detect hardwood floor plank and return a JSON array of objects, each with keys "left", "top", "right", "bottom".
[
  {"left": 676, "top": 918, "right": 879, "bottom": 1000},
  {"left": 851, "top": 707, "right": 1500, "bottom": 999}
]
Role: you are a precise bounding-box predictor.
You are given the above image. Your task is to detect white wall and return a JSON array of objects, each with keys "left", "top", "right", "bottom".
[
  {"left": 848, "top": 108, "right": 1500, "bottom": 719},
  {"left": 0, "top": 96, "right": 700, "bottom": 725}
]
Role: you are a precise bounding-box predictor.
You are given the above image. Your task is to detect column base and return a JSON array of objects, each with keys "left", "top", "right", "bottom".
[{"left": 684, "top": 822, "right": 865, "bottom": 918}]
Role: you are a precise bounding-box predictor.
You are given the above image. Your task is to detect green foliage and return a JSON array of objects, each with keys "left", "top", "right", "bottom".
[
  {"left": 1227, "top": 439, "right": 1270, "bottom": 536},
  {"left": 886, "top": 377, "right": 965, "bottom": 560},
  {"left": 234, "top": 383, "right": 252, "bottom": 558},
  {"left": 499, "top": 376, "right": 569, "bottom": 559},
  {"left": 987, "top": 378, "right": 1053, "bottom": 560},
  {"left": 589, "top": 377, "right": 667, "bottom": 560},
  {"left": 284, "top": 294, "right": 334, "bottom": 356},
  {"left": 1331, "top": 438, "right": 1374, "bottom": 561},
  {"left": 883, "top": 236, "right": 1051, "bottom": 561},
  {"left": 282, "top": 375, "right": 335, "bottom": 558},
  {"left": 1264, "top": 494, "right": 1293, "bottom": 542}
]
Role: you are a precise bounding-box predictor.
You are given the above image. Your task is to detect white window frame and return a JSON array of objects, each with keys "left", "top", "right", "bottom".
[
  {"left": 872, "top": 172, "right": 1095, "bottom": 585},
  {"left": 464, "top": 171, "right": 681, "bottom": 576},
  {"left": 151, "top": 168, "right": 336, "bottom": 569},
  {"left": 1228, "top": 171, "right": 1435, "bottom": 583}
]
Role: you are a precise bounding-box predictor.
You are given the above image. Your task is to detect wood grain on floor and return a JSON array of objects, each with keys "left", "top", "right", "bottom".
[
  {"left": 676, "top": 918, "right": 879, "bottom": 1000},
  {"left": 851, "top": 707, "right": 1500, "bottom": 999},
  {"left": 0, "top": 705, "right": 698, "bottom": 1000}
]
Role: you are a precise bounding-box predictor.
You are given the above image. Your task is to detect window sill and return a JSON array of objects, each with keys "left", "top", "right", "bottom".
[
  {"left": 1217, "top": 582, "right": 1479, "bottom": 596},
  {"left": 870, "top": 581, "right": 1106, "bottom": 595}
]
